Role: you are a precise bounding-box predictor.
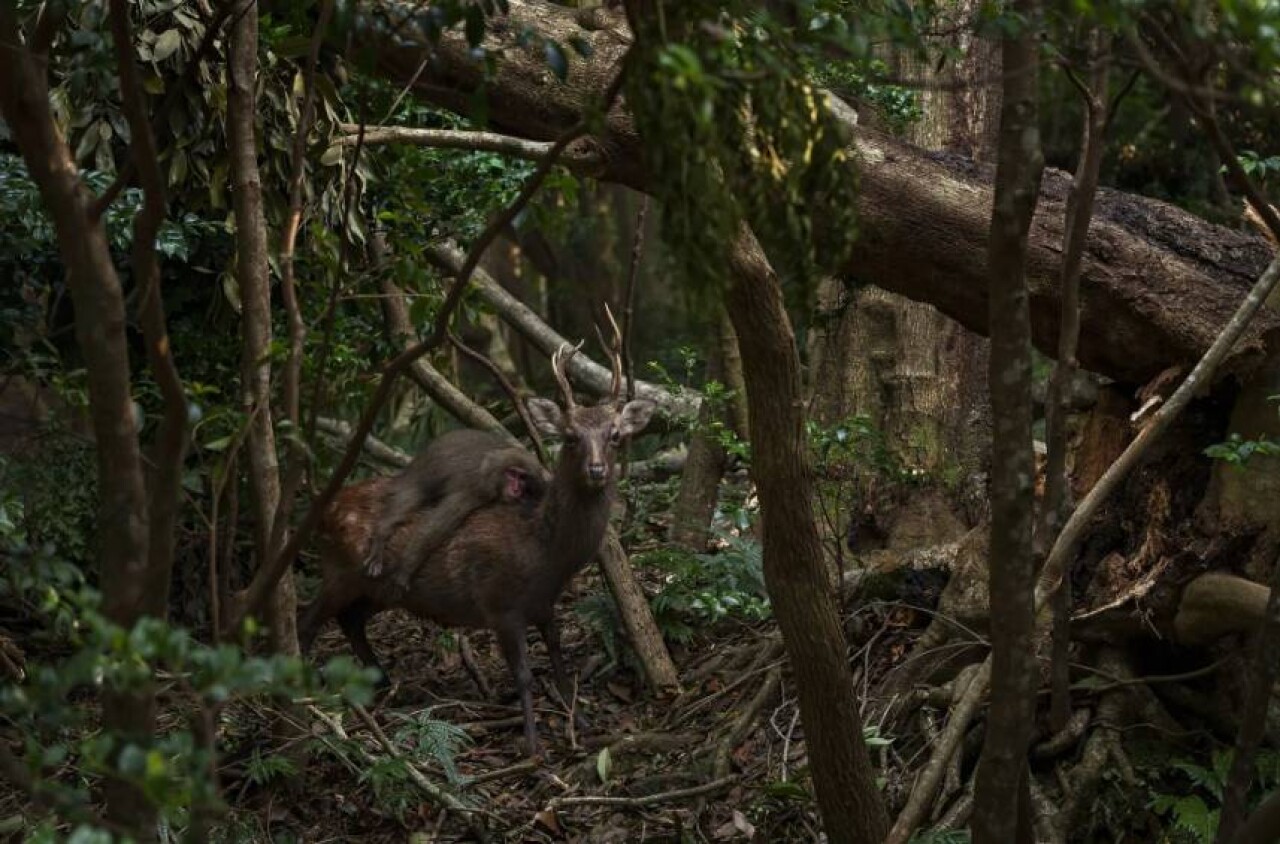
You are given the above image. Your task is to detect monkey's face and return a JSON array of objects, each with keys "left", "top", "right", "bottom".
[
  {"left": 503, "top": 467, "right": 548, "bottom": 509},
  {"left": 527, "top": 397, "right": 657, "bottom": 490}
]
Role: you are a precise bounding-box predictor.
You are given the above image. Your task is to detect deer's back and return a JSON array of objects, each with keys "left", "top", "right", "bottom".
[{"left": 396, "top": 504, "right": 554, "bottom": 627}]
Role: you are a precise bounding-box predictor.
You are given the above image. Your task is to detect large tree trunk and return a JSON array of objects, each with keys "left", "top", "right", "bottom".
[
  {"left": 353, "top": 0, "right": 1277, "bottom": 388},
  {"left": 725, "top": 230, "right": 890, "bottom": 842},
  {"left": 228, "top": 1, "right": 298, "bottom": 653}
]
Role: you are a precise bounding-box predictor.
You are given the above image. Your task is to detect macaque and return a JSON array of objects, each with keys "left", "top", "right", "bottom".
[{"left": 365, "top": 429, "right": 548, "bottom": 593}]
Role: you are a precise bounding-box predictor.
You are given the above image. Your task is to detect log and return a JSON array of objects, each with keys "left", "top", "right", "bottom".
[{"left": 352, "top": 1, "right": 1278, "bottom": 386}]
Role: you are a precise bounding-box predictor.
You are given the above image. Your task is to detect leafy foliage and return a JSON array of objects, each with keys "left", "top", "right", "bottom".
[
  {"left": 810, "top": 57, "right": 922, "bottom": 135},
  {"left": 392, "top": 709, "right": 472, "bottom": 786},
  {"left": 1205, "top": 431, "right": 1280, "bottom": 466},
  {"left": 0, "top": 504, "right": 378, "bottom": 838},
  {"left": 624, "top": 3, "right": 863, "bottom": 295},
  {"left": 1139, "top": 748, "right": 1280, "bottom": 844},
  {"left": 808, "top": 414, "right": 906, "bottom": 562}
]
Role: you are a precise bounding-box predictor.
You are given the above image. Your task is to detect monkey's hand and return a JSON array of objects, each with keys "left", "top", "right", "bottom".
[{"left": 364, "top": 537, "right": 389, "bottom": 577}]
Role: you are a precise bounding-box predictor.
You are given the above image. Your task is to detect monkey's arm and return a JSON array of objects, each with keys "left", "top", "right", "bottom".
[
  {"left": 390, "top": 490, "right": 482, "bottom": 589},
  {"left": 365, "top": 478, "right": 429, "bottom": 576}
]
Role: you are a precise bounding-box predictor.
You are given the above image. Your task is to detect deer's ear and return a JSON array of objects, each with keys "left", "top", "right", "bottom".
[
  {"left": 617, "top": 399, "right": 656, "bottom": 438},
  {"left": 526, "top": 397, "right": 563, "bottom": 437}
]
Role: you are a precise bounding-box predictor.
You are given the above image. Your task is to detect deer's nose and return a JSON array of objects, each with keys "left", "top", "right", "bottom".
[{"left": 587, "top": 463, "right": 607, "bottom": 482}]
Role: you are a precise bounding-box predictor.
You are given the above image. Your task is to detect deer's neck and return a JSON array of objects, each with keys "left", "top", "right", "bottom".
[{"left": 540, "top": 468, "right": 613, "bottom": 580}]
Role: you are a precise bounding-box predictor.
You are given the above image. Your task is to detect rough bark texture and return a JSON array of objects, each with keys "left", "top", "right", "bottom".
[
  {"left": 724, "top": 230, "right": 890, "bottom": 842},
  {"left": 354, "top": 0, "right": 1278, "bottom": 388},
  {"left": 670, "top": 328, "right": 727, "bottom": 550},
  {"left": 808, "top": 4, "right": 994, "bottom": 502},
  {"left": 972, "top": 3, "right": 1044, "bottom": 840},
  {"left": 227, "top": 0, "right": 298, "bottom": 652},
  {"left": 0, "top": 9, "right": 155, "bottom": 834}
]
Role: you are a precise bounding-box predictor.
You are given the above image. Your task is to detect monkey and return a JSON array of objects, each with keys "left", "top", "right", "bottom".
[{"left": 364, "top": 429, "right": 549, "bottom": 595}]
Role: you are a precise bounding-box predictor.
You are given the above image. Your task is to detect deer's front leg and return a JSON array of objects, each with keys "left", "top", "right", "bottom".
[{"left": 538, "top": 617, "right": 587, "bottom": 731}]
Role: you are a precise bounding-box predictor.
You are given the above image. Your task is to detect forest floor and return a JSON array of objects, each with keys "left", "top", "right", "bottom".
[{"left": 204, "top": 569, "right": 932, "bottom": 843}]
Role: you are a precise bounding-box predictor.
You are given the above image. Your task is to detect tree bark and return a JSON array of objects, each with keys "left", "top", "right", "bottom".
[
  {"left": 0, "top": 9, "right": 156, "bottom": 835},
  {"left": 972, "top": 1, "right": 1044, "bottom": 839},
  {"left": 724, "top": 229, "right": 890, "bottom": 842},
  {"left": 597, "top": 532, "right": 681, "bottom": 693},
  {"left": 352, "top": 0, "right": 1277, "bottom": 388},
  {"left": 227, "top": 0, "right": 298, "bottom": 652},
  {"left": 670, "top": 324, "right": 727, "bottom": 550}
]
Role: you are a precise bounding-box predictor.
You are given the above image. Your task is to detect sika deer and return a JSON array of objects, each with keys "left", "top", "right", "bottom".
[{"left": 298, "top": 336, "right": 654, "bottom": 756}]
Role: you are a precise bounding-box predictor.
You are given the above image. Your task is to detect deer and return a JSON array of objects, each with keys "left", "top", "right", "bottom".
[{"left": 298, "top": 325, "right": 654, "bottom": 757}]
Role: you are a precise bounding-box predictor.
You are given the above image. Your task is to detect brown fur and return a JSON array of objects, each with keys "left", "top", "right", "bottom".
[{"left": 365, "top": 429, "right": 548, "bottom": 587}]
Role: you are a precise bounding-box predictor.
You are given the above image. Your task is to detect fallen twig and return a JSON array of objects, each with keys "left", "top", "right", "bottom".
[{"left": 546, "top": 776, "right": 738, "bottom": 810}]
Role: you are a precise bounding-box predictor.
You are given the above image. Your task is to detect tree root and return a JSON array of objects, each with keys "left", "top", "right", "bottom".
[
  {"left": 712, "top": 665, "right": 783, "bottom": 780},
  {"left": 1057, "top": 648, "right": 1132, "bottom": 839}
]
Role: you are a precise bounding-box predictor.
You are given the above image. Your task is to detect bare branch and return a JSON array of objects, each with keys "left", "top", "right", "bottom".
[
  {"left": 333, "top": 123, "right": 604, "bottom": 172},
  {"left": 546, "top": 776, "right": 738, "bottom": 810},
  {"left": 267, "top": 0, "right": 335, "bottom": 572},
  {"left": 1041, "top": 29, "right": 1111, "bottom": 733},
  {"left": 375, "top": 265, "right": 515, "bottom": 441}
]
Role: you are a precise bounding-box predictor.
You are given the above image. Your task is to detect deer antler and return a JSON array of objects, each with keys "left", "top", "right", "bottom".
[
  {"left": 593, "top": 303, "right": 624, "bottom": 405},
  {"left": 551, "top": 340, "right": 583, "bottom": 410}
]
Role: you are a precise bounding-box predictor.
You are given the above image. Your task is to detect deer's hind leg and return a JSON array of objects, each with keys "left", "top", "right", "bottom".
[
  {"left": 299, "top": 578, "right": 355, "bottom": 655},
  {"left": 336, "top": 599, "right": 389, "bottom": 687}
]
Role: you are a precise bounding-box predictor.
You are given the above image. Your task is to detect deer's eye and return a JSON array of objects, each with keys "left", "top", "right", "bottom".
[
  {"left": 562, "top": 431, "right": 581, "bottom": 445},
  {"left": 609, "top": 429, "right": 621, "bottom": 444}
]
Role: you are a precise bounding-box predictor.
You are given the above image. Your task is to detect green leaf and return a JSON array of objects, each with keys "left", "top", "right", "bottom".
[
  {"left": 596, "top": 746, "right": 612, "bottom": 783},
  {"left": 320, "top": 145, "right": 344, "bottom": 167},
  {"left": 152, "top": 29, "right": 182, "bottom": 62},
  {"left": 168, "top": 149, "right": 188, "bottom": 187}
]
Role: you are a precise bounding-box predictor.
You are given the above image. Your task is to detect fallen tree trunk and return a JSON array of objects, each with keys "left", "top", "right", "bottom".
[{"left": 353, "top": 0, "right": 1278, "bottom": 386}]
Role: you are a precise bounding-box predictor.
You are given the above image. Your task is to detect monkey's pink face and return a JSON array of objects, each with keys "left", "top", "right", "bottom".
[{"left": 502, "top": 467, "right": 546, "bottom": 502}]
